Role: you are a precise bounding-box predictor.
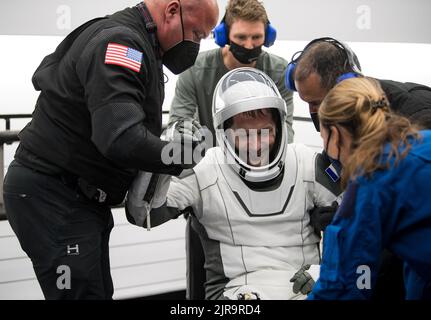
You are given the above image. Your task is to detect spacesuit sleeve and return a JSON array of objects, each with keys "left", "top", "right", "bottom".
[
  {"left": 126, "top": 171, "right": 201, "bottom": 228},
  {"left": 166, "top": 173, "right": 203, "bottom": 217},
  {"left": 308, "top": 181, "right": 383, "bottom": 300},
  {"left": 76, "top": 28, "right": 181, "bottom": 175}
]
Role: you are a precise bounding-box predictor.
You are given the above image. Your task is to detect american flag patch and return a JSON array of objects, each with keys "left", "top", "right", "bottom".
[{"left": 104, "top": 43, "right": 143, "bottom": 72}]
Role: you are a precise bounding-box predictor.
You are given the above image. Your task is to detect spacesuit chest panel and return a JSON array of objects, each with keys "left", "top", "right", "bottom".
[{"left": 195, "top": 146, "right": 316, "bottom": 247}]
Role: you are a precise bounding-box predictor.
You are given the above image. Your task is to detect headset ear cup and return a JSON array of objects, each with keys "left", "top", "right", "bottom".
[
  {"left": 264, "top": 23, "right": 277, "bottom": 47},
  {"left": 213, "top": 22, "right": 228, "bottom": 47},
  {"left": 285, "top": 62, "right": 297, "bottom": 92}
]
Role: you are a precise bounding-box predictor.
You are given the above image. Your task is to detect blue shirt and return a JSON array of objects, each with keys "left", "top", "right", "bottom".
[{"left": 308, "top": 130, "right": 431, "bottom": 300}]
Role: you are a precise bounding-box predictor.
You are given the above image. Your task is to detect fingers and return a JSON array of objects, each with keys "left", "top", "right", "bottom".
[
  {"left": 301, "top": 279, "right": 315, "bottom": 295},
  {"left": 290, "top": 273, "right": 299, "bottom": 283},
  {"left": 292, "top": 273, "right": 308, "bottom": 294},
  {"left": 290, "top": 264, "right": 311, "bottom": 281},
  {"left": 174, "top": 120, "right": 204, "bottom": 142},
  {"left": 291, "top": 273, "right": 303, "bottom": 292},
  {"left": 291, "top": 269, "right": 314, "bottom": 295},
  {"left": 290, "top": 265, "right": 305, "bottom": 283}
]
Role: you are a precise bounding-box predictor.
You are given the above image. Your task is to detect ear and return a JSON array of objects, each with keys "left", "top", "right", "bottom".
[
  {"left": 166, "top": 1, "right": 180, "bottom": 17},
  {"left": 330, "top": 125, "right": 340, "bottom": 147}
]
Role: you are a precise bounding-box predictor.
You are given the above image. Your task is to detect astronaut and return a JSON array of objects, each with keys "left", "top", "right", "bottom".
[{"left": 126, "top": 68, "right": 341, "bottom": 299}]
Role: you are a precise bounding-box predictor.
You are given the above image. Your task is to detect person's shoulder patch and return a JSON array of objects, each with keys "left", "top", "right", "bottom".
[
  {"left": 315, "top": 153, "right": 343, "bottom": 196},
  {"left": 104, "top": 42, "right": 143, "bottom": 72}
]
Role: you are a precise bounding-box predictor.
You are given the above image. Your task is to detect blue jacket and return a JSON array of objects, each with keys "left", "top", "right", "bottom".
[{"left": 309, "top": 130, "right": 431, "bottom": 300}]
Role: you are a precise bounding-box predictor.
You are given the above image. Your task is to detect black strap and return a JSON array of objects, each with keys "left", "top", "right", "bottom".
[{"left": 135, "top": 2, "right": 159, "bottom": 52}]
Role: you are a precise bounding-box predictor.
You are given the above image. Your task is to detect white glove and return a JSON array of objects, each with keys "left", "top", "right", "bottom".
[
  {"left": 162, "top": 119, "right": 208, "bottom": 169},
  {"left": 126, "top": 171, "right": 171, "bottom": 230}
]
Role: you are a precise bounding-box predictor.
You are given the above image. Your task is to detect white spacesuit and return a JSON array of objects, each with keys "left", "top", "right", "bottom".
[{"left": 126, "top": 68, "right": 341, "bottom": 299}]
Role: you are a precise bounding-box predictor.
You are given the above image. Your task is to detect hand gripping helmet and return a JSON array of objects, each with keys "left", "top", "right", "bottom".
[{"left": 212, "top": 67, "right": 288, "bottom": 183}]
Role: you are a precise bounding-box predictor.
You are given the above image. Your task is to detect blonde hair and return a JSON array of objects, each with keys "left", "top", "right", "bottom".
[
  {"left": 225, "top": 0, "right": 268, "bottom": 28},
  {"left": 319, "top": 77, "right": 420, "bottom": 188}
]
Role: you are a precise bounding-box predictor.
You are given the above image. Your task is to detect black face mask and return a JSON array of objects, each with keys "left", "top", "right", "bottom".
[
  {"left": 162, "top": 1, "right": 200, "bottom": 74},
  {"left": 229, "top": 41, "right": 262, "bottom": 64},
  {"left": 163, "top": 40, "right": 200, "bottom": 74},
  {"left": 310, "top": 112, "right": 320, "bottom": 131},
  {"left": 323, "top": 128, "right": 343, "bottom": 182}
]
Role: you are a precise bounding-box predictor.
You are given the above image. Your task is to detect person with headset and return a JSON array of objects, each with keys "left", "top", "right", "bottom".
[
  {"left": 168, "top": 0, "right": 294, "bottom": 145},
  {"left": 283, "top": 37, "right": 431, "bottom": 299},
  {"left": 307, "top": 77, "right": 431, "bottom": 300},
  {"left": 284, "top": 37, "right": 431, "bottom": 132},
  {"left": 126, "top": 68, "right": 341, "bottom": 300}
]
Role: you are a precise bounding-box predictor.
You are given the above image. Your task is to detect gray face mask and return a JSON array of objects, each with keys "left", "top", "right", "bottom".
[{"left": 162, "top": 0, "right": 200, "bottom": 74}]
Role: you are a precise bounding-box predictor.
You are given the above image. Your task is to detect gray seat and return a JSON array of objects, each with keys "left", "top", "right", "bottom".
[{"left": 185, "top": 213, "right": 206, "bottom": 300}]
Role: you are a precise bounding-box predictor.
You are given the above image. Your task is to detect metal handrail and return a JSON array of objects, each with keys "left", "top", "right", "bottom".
[
  {"left": 0, "top": 114, "right": 32, "bottom": 131},
  {"left": 0, "top": 130, "right": 20, "bottom": 145}
]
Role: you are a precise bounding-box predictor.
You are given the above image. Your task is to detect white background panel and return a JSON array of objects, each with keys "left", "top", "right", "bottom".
[{"left": 1, "top": 29, "right": 431, "bottom": 299}]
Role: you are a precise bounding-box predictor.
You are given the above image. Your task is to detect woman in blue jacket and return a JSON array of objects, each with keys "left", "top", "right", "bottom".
[{"left": 308, "top": 77, "right": 431, "bottom": 300}]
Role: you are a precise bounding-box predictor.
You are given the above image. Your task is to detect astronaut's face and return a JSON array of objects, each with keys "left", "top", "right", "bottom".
[{"left": 229, "top": 109, "right": 277, "bottom": 167}]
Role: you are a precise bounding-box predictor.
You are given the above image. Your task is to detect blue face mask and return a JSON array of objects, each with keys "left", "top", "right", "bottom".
[{"left": 323, "top": 128, "right": 342, "bottom": 182}]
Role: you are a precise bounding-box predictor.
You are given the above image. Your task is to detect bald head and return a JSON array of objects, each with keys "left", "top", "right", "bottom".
[
  {"left": 147, "top": 0, "right": 219, "bottom": 52},
  {"left": 147, "top": 0, "right": 219, "bottom": 34},
  {"left": 181, "top": 0, "right": 219, "bottom": 39}
]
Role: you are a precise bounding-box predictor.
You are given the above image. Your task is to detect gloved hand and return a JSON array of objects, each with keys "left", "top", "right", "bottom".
[
  {"left": 309, "top": 201, "right": 339, "bottom": 235},
  {"left": 237, "top": 292, "right": 261, "bottom": 300},
  {"left": 162, "top": 119, "right": 207, "bottom": 169},
  {"left": 125, "top": 171, "right": 172, "bottom": 229},
  {"left": 290, "top": 264, "right": 315, "bottom": 295}
]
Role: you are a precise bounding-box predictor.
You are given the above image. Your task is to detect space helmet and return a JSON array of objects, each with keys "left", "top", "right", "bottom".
[{"left": 212, "top": 67, "right": 288, "bottom": 183}]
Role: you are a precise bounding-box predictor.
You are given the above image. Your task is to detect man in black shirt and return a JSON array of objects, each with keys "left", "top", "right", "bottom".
[
  {"left": 285, "top": 37, "right": 431, "bottom": 132},
  {"left": 3, "top": 0, "right": 218, "bottom": 299}
]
